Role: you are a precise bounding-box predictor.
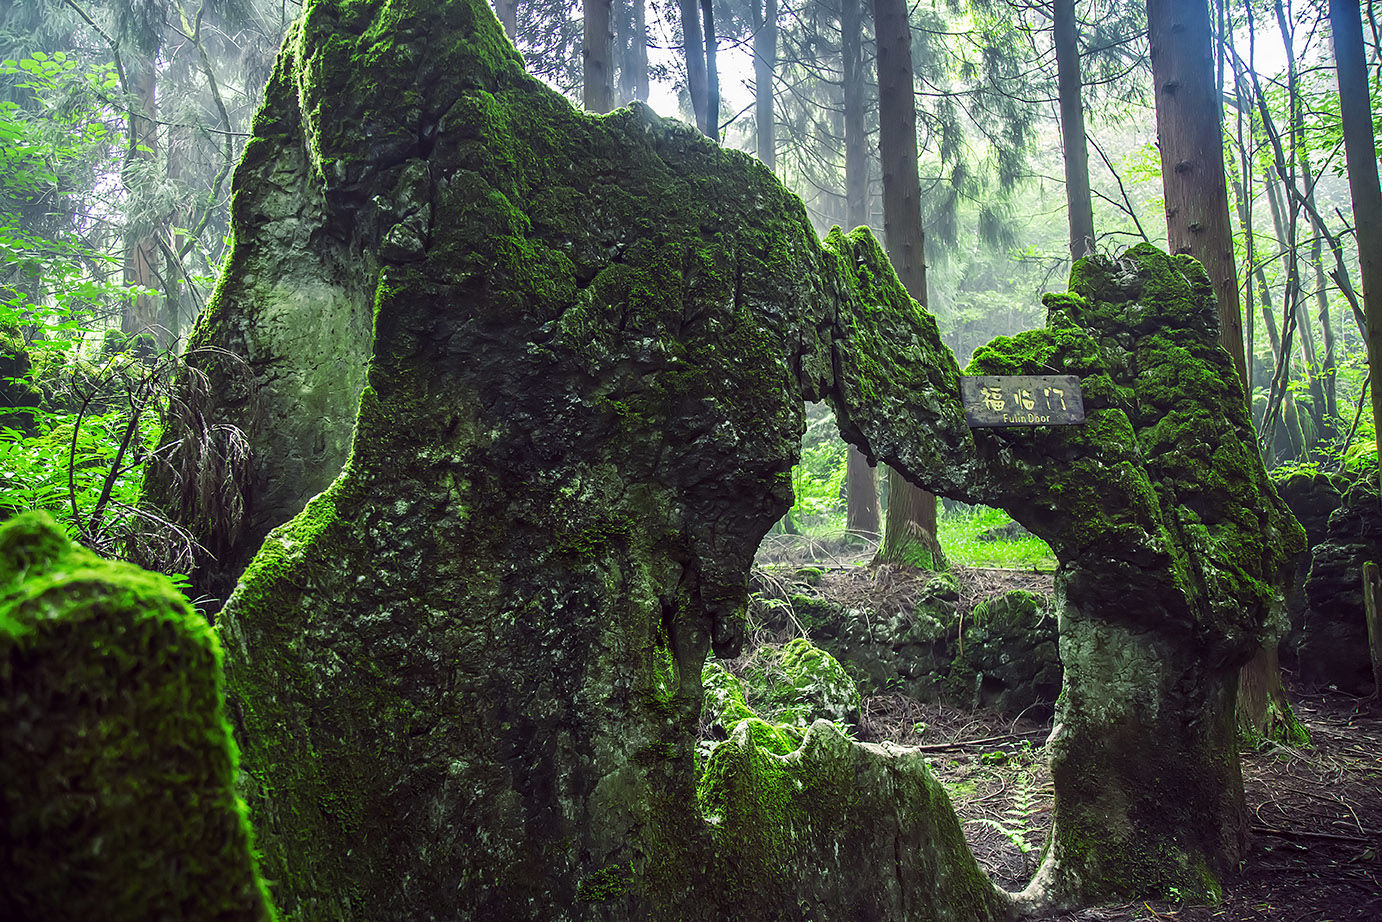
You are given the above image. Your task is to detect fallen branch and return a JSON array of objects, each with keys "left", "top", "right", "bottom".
[{"left": 1251, "top": 825, "right": 1378, "bottom": 844}]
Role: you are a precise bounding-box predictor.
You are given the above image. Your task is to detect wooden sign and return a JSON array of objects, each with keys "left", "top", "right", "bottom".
[{"left": 959, "top": 375, "right": 1085, "bottom": 427}]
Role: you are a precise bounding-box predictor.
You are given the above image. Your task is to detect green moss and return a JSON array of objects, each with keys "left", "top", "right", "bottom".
[
  {"left": 576, "top": 862, "right": 634, "bottom": 902},
  {"left": 0, "top": 511, "right": 275, "bottom": 921}
]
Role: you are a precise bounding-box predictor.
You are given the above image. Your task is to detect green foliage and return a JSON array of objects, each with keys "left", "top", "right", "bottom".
[
  {"left": 0, "top": 47, "right": 200, "bottom": 573},
  {"left": 789, "top": 439, "right": 848, "bottom": 523}
]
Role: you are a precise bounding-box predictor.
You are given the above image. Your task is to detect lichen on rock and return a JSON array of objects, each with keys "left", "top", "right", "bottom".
[{"left": 0, "top": 511, "right": 274, "bottom": 922}]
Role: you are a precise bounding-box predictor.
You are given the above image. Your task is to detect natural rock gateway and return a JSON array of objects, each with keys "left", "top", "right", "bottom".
[{"left": 165, "top": 0, "right": 1301, "bottom": 918}]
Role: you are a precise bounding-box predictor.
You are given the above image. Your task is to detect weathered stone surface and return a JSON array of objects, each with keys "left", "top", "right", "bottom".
[
  {"left": 754, "top": 578, "right": 1062, "bottom": 718},
  {"left": 700, "top": 720, "right": 1008, "bottom": 922},
  {"left": 0, "top": 511, "right": 273, "bottom": 922},
  {"left": 196, "top": 0, "right": 1299, "bottom": 915},
  {"left": 205, "top": 2, "right": 1005, "bottom": 920},
  {"left": 708, "top": 638, "right": 861, "bottom": 730},
  {"left": 1271, "top": 469, "right": 1345, "bottom": 662},
  {"left": 0, "top": 321, "right": 40, "bottom": 435},
  {"left": 952, "top": 590, "right": 1061, "bottom": 718},
  {"left": 1302, "top": 469, "right": 1381, "bottom": 693}
]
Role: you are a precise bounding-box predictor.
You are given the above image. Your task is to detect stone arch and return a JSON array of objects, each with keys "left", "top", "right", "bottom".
[{"left": 182, "top": 1, "right": 1302, "bottom": 917}]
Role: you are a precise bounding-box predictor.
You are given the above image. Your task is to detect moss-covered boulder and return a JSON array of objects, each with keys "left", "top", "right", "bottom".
[
  {"left": 950, "top": 590, "right": 1060, "bottom": 718},
  {"left": 187, "top": 0, "right": 1296, "bottom": 915},
  {"left": 1270, "top": 468, "right": 1346, "bottom": 663},
  {"left": 0, "top": 511, "right": 274, "bottom": 922},
  {"left": 753, "top": 578, "right": 1062, "bottom": 718},
  {"left": 0, "top": 321, "right": 40, "bottom": 435},
  {"left": 200, "top": 1, "right": 1007, "bottom": 919},
  {"left": 703, "top": 638, "right": 860, "bottom": 733},
  {"left": 941, "top": 247, "right": 1304, "bottom": 906},
  {"left": 698, "top": 720, "right": 1009, "bottom": 922},
  {"left": 1302, "top": 469, "right": 1381, "bottom": 693}
]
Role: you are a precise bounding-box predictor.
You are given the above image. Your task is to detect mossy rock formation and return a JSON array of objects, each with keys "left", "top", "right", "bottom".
[
  {"left": 179, "top": 0, "right": 1300, "bottom": 917},
  {"left": 1301, "top": 468, "right": 1381, "bottom": 694},
  {"left": 0, "top": 511, "right": 274, "bottom": 922}
]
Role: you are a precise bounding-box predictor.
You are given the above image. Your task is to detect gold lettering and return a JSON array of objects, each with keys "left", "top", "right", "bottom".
[
  {"left": 1043, "top": 386, "right": 1067, "bottom": 411},
  {"left": 982, "top": 384, "right": 1007, "bottom": 412},
  {"left": 1017, "top": 387, "right": 1035, "bottom": 410}
]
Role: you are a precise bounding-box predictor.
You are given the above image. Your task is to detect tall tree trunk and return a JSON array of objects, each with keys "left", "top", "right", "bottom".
[
  {"left": 680, "top": 0, "right": 708, "bottom": 132},
  {"left": 701, "top": 0, "right": 719, "bottom": 139},
  {"left": 1264, "top": 174, "right": 1328, "bottom": 448},
  {"left": 617, "top": 0, "right": 649, "bottom": 103},
  {"left": 752, "top": 0, "right": 777, "bottom": 168},
  {"left": 1331, "top": 0, "right": 1382, "bottom": 494},
  {"left": 493, "top": 0, "right": 518, "bottom": 41},
  {"left": 843, "top": 0, "right": 866, "bottom": 230},
  {"left": 870, "top": 0, "right": 940, "bottom": 569},
  {"left": 1278, "top": 0, "right": 1336, "bottom": 437},
  {"left": 1054, "top": 0, "right": 1094, "bottom": 260},
  {"left": 841, "top": 0, "right": 879, "bottom": 540},
  {"left": 1146, "top": 0, "right": 1247, "bottom": 387},
  {"left": 583, "top": 0, "right": 615, "bottom": 113},
  {"left": 122, "top": 58, "right": 161, "bottom": 355}
]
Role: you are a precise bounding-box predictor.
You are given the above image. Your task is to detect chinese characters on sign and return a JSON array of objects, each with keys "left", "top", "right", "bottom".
[{"left": 958, "top": 375, "right": 1085, "bottom": 427}]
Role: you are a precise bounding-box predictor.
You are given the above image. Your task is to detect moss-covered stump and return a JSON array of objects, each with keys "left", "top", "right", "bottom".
[
  {"left": 189, "top": 0, "right": 1295, "bottom": 915},
  {"left": 0, "top": 511, "right": 274, "bottom": 922}
]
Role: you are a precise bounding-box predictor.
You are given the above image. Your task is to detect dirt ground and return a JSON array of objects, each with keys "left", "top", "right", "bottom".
[
  {"left": 748, "top": 545, "right": 1382, "bottom": 921},
  {"left": 864, "top": 687, "right": 1382, "bottom": 922}
]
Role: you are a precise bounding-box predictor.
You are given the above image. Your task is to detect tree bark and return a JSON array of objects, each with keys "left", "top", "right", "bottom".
[
  {"left": 493, "top": 0, "right": 518, "bottom": 41},
  {"left": 1330, "top": 0, "right": 1382, "bottom": 494},
  {"left": 701, "top": 0, "right": 720, "bottom": 139},
  {"left": 870, "top": 0, "right": 939, "bottom": 568},
  {"left": 841, "top": 0, "right": 878, "bottom": 540},
  {"left": 1054, "top": 0, "right": 1094, "bottom": 260},
  {"left": 122, "top": 58, "right": 161, "bottom": 353},
  {"left": 616, "top": 0, "right": 650, "bottom": 104},
  {"left": 1146, "top": 0, "right": 1246, "bottom": 388},
  {"left": 583, "top": 0, "right": 615, "bottom": 114},
  {"left": 680, "top": 0, "right": 708, "bottom": 132},
  {"left": 843, "top": 0, "right": 866, "bottom": 229},
  {"left": 752, "top": 0, "right": 777, "bottom": 168}
]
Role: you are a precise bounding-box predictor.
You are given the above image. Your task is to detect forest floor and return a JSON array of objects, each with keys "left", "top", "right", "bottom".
[{"left": 749, "top": 537, "right": 1382, "bottom": 922}]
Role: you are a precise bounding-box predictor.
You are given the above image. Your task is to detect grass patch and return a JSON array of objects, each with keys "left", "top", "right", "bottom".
[{"left": 938, "top": 505, "right": 1055, "bottom": 570}]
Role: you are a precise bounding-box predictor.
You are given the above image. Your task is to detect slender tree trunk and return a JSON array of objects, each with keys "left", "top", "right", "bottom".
[
  {"left": 752, "top": 0, "right": 777, "bottom": 168},
  {"left": 583, "top": 0, "right": 615, "bottom": 113},
  {"left": 870, "top": 0, "right": 940, "bottom": 569},
  {"left": 701, "top": 0, "right": 720, "bottom": 139},
  {"left": 843, "top": 0, "right": 867, "bottom": 230},
  {"left": 841, "top": 0, "right": 879, "bottom": 540},
  {"left": 1264, "top": 175, "right": 1328, "bottom": 447},
  {"left": 680, "top": 0, "right": 708, "bottom": 132},
  {"left": 1054, "top": 0, "right": 1094, "bottom": 260},
  {"left": 493, "top": 0, "right": 518, "bottom": 41},
  {"left": 633, "top": 0, "right": 649, "bottom": 101},
  {"left": 617, "top": 0, "right": 650, "bottom": 104},
  {"left": 1331, "top": 0, "right": 1382, "bottom": 494},
  {"left": 122, "top": 59, "right": 161, "bottom": 354},
  {"left": 1147, "top": 0, "right": 1247, "bottom": 388}
]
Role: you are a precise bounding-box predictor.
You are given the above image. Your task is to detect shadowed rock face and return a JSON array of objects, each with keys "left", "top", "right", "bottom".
[{"left": 182, "top": 0, "right": 1301, "bottom": 917}]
